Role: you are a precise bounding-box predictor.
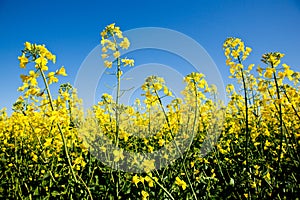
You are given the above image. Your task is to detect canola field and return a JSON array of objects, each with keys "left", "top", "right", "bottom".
[{"left": 0, "top": 24, "right": 299, "bottom": 199}]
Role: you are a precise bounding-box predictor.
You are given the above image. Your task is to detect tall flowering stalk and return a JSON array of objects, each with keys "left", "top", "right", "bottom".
[
  {"left": 100, "top": 23, "right": 134, "bottom": 147},
  {"left": 17, "top": 43, "right": 77, "bottom": 182},
  {"left": 223, "top": 38, "right": 253, "bottom": 197},
  {"left": 261, "top": 52, "right": 286, "bottom": 188},
  {"left": 100, "top": 23, "right": 134, "bottom": 198}
]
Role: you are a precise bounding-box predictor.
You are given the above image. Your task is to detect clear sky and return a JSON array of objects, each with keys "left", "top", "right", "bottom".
[{"left": 1, "top": 0, "right": 300, "bottom": 113}]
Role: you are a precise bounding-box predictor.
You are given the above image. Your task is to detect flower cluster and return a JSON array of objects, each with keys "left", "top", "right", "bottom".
[{"left": 100, "top": 23, "right": 134, "bottom": 69}]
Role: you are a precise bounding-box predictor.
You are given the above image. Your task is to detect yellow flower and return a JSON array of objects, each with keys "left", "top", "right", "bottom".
[
  {"left": 100, "top": 146, "right": 106, "bottom": 152},
  {"left": 247, "top": 64, "right": 254, "bottom": 71},
  {"left": 113, "top": 149, "right": 124, "bottom": 162},
  {"left": 231, "top": 50, "right": 239, "bottom": 59},
  {"left": 31, "top": 152, "right": 38, "bottom": 162},
  {"left": 113, "top": 51, "right": 120, "bottom": 58},
  {"left": 56, "top": 66, "right": 67, "bottom": 76},
  {"left": 190, "top": 161, "right": 195, "bottom": 168},
  {"left": 101, "top": 54, "right": 108, "bottom": 59},
  {"left": 18, "top": 54, "right": 28, "bottom": 68},
  {"left": 44, "top": 138, "right": 52, "bottom": 148},
  {"left": 141, "top": 190, "right": 149, "bottom": 200},
  {"left": 264, "top": 140, "right": 272, "bottom": 150},
  {"left": 132, "top": 174, "right": 140, "bottom": 187},
  {"left": 153, "top": 82, "right": 162, "bottom": 90},
  {"left": 142, "top": 159, "right": 155, "bottom": 172},
  {"left": 119, "top": 130, "right": 129, "bottom": 142},
  {"left": 245, "top": 47, "right": 252, "bottom": 54},
  {"left": 264, "top": 67, "right": 274, "bottom": 79},
  {"left": 35, "top": 56, "right": 48, "bottom": 67},
  {"left": 262, "top": 52, "right": 284, "bottom": 67},
  {"left": 158, "top": 138, "right": 165, "bottom": 146},
  {"left": 25, "top": 41, "right": 32, "bottom": 50},
  {"left": 47, "top": 72, "right": 59, "bottom": 84},
  {"left": 102, "top": 47, "right": 108, "bottom": 53},
  {"left": 145, "top": 177, "right": 153, "bottom": 187},
  {"left": 100, "top": 30, "right": 107, "bottom": 38},
  {"left": 175, "top": 177, "right": 187, "bottom": 190},
  {"left": 263, "top": 172, "right": 271, "bottom": 182},
  {"left": 107, "top": 23, "right": 115, "bottom": 30},
  {"left": 121, "top": 58, "right": 134, "bottom": 66},
  {"left": 104, "top": 60, "right": 113, "bottom": 68},
  {"left": 226, "top": 84, "right": 235, "bottom": 93},
  {"left": 120, "top": 37, "right": 130, "bottom": 49},
  {"left": 225, "top": 47, "right": 230, "bottom": 57}
]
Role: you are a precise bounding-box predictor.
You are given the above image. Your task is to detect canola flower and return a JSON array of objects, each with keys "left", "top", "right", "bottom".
[
  {"left": 0, "top": 24, "right": 299, "bottom": 199},
  {"left": 175, "top": 177, "right": 187, "bottom": 190}
]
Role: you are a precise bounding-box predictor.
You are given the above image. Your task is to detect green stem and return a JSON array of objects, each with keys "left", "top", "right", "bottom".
[
  {"left": 271, "top": 63, "right": 284, "bottom": 186},
  {"left": 237, "top": 57, "right": 251, "bottom": 198},
  {"left": 153, "top": 88, "right": 198, "bottom": 200},
  {"left": 39, "top": 68, "right": 78, "bottom": 183},
  {"left": 238, "top": 57, "right": 250, "bottom": 175},
  {"left": 150, "top": 174, "right": 175, "bottom": 200},
  {"left": 111, "top": 33, "right": 121, "bottom": 198}
]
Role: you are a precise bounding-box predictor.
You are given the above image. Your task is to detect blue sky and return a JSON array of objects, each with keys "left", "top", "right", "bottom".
[{"left": 0, "top": 0, "right": 300, "bottom": 113}]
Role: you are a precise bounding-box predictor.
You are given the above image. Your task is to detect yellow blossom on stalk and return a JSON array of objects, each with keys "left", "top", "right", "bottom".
[
  {"left": 47, "top": 72, "right": 59, "bottom": 84},
  {"left": 121, "top": 58, "right": 134, "bottom": 66},
  {"left": 113, "top": 51, "right": 120, "bottom": 58},
  {"left": 263, "top": 172, "right": 271, "bottom": 182},
  {"left": 257, "top": 65, "right": 263, "bottom": 75},
  {"left": 142, "top": 159, "right": 155, "bottom": 172},
  {"left": 282, "top": 63, "right": 294, "bottom": 80},
  {"left": 25, "top": 41, "right": 32, "bottom": 50},
  {"left": 158, "top": 138, "right": 165, "bottom": 146},
  {"left": 141, "top": 190, "right": 149, "bottom": 200},
  {"left": 247, "top": 64, "right": 254, "bottom": 71},
  {"left": 262, "top": 52, "right": 284, "bottom": 67},
  {"left": 144, "top": 176, "right": 156, "bottom": 187},
  {"left": 119, "top": 129, "right": 129, "bottom": 142},
  {"left": 226, "top": 84, "right": 235, "bottom": 93},
  {"left": 102, "top": 47, "right": 108, "bottom": 53},
  {"left": 43, "top": 138, "right": 52, "bottom": 148},
  {"left": 113, "top": 149, "right": 124, "bottom": 162},
  {"left": 31, "top": 152, "right": 38, "bottom": 162},
  {"left": 104, "top": 60, "right": 112, "bottom": 68},
  {"left": 18, "top": 54, "right": 28, "bottom": 68},
  {"left": 163, "top": 86, "right": 172, "bottom": 96},
  {"left": 56, "top": 66, "right": 67, "bottom": 76},
  {"left": 101, "top": 53, "right": 108, "bottom": 59},
  {"left": 139, "top": 176, "right": 145, "bottom": 185},
  {"left": 175, "top": 177, "right": 187, "bottom": 190},
  {"left": 132, "top": 174, "right": 140, "bottom": 187},
  {"left": 120, "top": 37, "right": 130, "bottom": 49},
  {"left": 264, "top": 67, "right": 275, "bottom": 79},
  {"left": 35, "top": 56, "right": 48, "bottom": 67},
  {"left": 223, "top": 37, "right": 252, "bottom": 61}
]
